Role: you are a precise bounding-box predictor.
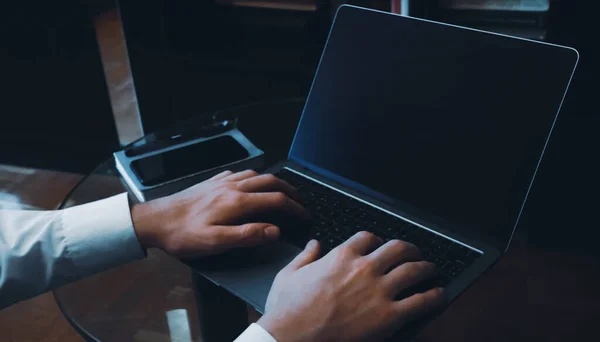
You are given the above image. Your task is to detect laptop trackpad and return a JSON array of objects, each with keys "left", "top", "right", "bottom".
[{"left": 185, "top": 241, "right": 302, "bottom": 312}]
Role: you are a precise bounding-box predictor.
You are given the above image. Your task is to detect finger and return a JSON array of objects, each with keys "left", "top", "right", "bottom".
[
  {"left": 223, "top": 170, "right": 259, "bottom": 182},
  {"left": 210, "top": 223, "right": 280, "bottom": 251},
  {"left": 367, "top": 239, "right": 421, "bottom": 273},
  {"left": 340, "top": 231, "right": 383, "bottom": 255},
  {"left": 384, "top": 261, "right": 437, "bottom": 295},
  {"left": 209, "top": 170, "right": 234, "bottom": 181},
  {"left": 283, "top": 239, "right": 320, "bottom": 271},
  {"left": 392, "top": 287, "right": 446, "bottom": 322},
  {"left": 237, "top": 174, "right": 303, "bottom": 203},
  {"left": 241, "top": 192, "right": 309, "bottom": 219}
]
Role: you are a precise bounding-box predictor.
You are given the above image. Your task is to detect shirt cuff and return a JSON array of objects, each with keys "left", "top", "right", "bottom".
[
  {"left": 60, "top": 193, "right": 145, "bottom": 277},
  {"left": 234, "top": 323, "right": 278, "bottom": 342}
]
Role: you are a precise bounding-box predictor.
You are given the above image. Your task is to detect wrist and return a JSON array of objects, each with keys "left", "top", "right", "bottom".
[
  {"left": 257, "top": 316, "right": 291, "bottom": 342},
  {"left": 257, "top": 315, "right": 319, "bottom": 342},
  {"left": 130, "top": 201, "right": 161, "bottom": 249}
]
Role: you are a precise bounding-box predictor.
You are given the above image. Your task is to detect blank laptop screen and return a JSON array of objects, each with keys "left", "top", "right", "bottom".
[{"left": 289, "top": 6, "right": 577, "bottom": 247}]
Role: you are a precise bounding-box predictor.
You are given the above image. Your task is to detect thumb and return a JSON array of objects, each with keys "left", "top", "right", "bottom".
[
  {"left": 284, "top": 239, "right": 320, "bottom": 271},
  {"left": 212, "top": 223, "right": 280, "bottom": 250}
]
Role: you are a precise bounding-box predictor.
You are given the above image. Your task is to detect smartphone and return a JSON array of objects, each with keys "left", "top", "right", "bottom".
[{"left": 130, "top": 135, "right": 250, "bottom": 186}]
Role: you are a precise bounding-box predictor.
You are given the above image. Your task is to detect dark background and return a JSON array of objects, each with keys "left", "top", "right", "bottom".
[{"left": 0, "top": 1, "right": 119, "bottom": 173}]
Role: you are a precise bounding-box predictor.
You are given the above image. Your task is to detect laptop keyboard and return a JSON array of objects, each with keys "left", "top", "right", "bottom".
[{"left": 274, "top": 169, "right": 481, "bottom": 288}]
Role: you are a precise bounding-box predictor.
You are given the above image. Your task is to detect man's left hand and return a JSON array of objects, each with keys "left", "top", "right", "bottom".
[{"left": 130, "top": 170, "right": 308, "bottom": 258}]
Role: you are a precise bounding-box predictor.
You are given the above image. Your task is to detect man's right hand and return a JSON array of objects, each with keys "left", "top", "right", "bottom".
[{"left": 257, "top": 232, "right": 445, "bottom": 342}]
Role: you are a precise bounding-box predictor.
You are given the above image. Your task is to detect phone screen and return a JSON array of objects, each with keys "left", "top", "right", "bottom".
[{"left": 131, "top": 135, "right": 249, "bottom": 186}]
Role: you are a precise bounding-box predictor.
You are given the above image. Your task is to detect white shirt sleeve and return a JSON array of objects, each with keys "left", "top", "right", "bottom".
[
  {"left": 234, "top": 323, "right": 278, "bottom": 342},
  {"left": 0, "top": 193, "right": 145, "bottom": 309}
]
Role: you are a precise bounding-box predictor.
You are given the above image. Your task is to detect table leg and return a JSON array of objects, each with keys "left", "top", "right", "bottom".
[{"left": 192, "top": 272, "right": 249, "bottom": 342}]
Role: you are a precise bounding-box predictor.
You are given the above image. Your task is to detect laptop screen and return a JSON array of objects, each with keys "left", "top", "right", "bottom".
[{"left": 289, "top": 6, "right": 578, "bottom": 249}]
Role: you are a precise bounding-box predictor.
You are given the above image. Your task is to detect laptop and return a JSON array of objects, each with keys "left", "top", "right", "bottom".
[{"left": 189, "top": 4, "right": 578, "bottom": 338}]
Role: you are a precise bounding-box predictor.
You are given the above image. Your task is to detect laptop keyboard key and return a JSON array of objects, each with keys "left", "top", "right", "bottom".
[
  {"left": 323, "top": 210, "right": 342, "bottom": 220},
  {"left": 329, "top": 224, "right": 345, "bottom": 235},
  {"left": 305, "top": 191, "right": 318, "bottom": 200},
  {"left": 324, "top": 235, "right": 343, "bottom": 249},
  {"left": 341, "top": 207, "right": 357, "bottom": 215},
  {"left": 318, "top": 195, "right": 330, "bottom": 204},
  {"left": 427, "top": 255, "right": 447, "bottom": 268},
  {"left": 446, "top": 249, "right": 469, "bottom": 265},
  {"left": 314, "top": 205, "right": 327, "bottom": 214},
  {"left": 356, "top": 210, "right": 375, "bottom": 222},
  {"left": 352, "top": 221, "right": 369, "bottom": 232},
  {"left": 370, "top": 223, "right": 387, "bottom": 236},
  {"left": 340, "top": 216, "right": 355, "bottom": 225},
  {"left": 443, "top": 264, "right": 464, "bottom": 277},
  {"left": 317, "top": 218, "right": 333, "bottom": 228},
  {"left": 310, "top": 230, "right": 326, "bottom": 240},
  {"left": 396, "top": 231, "right": 411, "bottom": 242},
  {"left": 329, "top": 200, "right": 342, "bottom": 208},
  {"left": 380, "top": 226, "right": 396, "bottom": 237}
]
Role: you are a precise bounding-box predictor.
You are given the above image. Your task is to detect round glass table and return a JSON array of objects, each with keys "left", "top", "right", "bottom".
[
  {"left": 50, "top": 98, "right": 600, "bottom": 342},
  {"left": 53, "top": 99, "right": 305, "bottom": 341}
]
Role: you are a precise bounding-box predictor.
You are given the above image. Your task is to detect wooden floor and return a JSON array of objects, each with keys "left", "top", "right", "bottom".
[
  {"left": 0, "top": 165, "right": 84, "bottom": 342},
  {"left": 0, "top": 164, "right": 257, "bottom": 342},
  {"left": 94, "top": 9, "right": 144, "bottom": 146}
]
